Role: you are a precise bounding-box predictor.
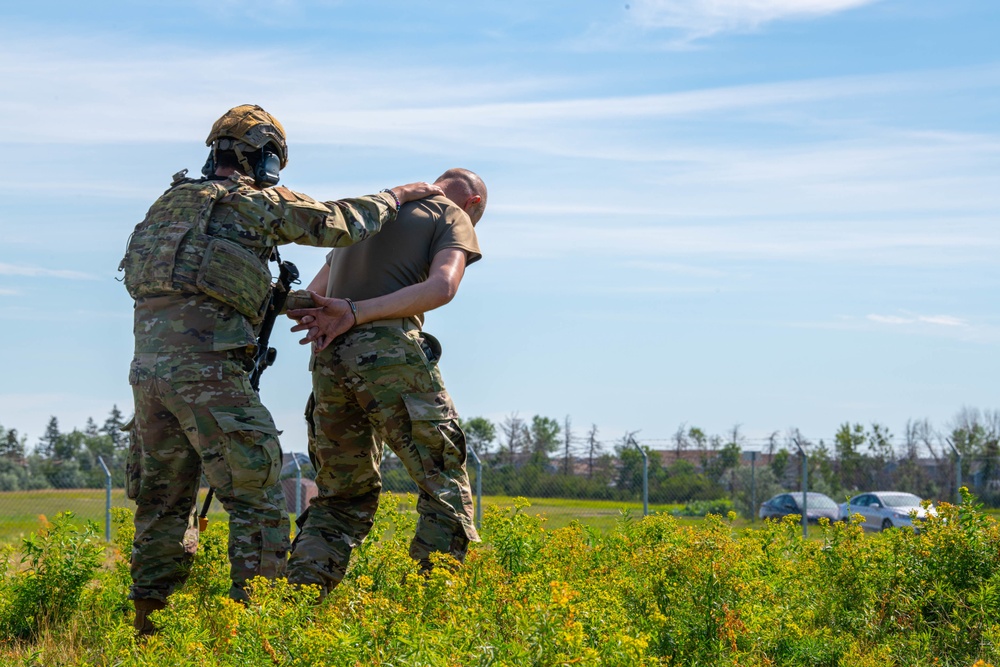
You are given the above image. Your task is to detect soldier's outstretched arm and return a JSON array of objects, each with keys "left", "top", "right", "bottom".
[
  {"left": 318, "top": 181, "right": 442, "bottom": 247},
  {"left": 261, "top": 182, "right": 442, "bottom": 249}
]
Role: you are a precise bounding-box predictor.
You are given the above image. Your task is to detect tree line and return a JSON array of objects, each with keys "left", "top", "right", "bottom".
[
  {"left": 382, "top": 407, "right": 1000, "bottom": 513},
  {"left": 4, "top": 406, "right": 999, "bottom": 513},
  {"left": 0, "top": 407, "right": 130, "bottom": 491}
]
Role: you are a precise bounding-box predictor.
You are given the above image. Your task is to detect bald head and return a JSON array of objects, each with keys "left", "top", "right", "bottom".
[{"left": 434, "top": 168, "right": 488, "bottom": 225}]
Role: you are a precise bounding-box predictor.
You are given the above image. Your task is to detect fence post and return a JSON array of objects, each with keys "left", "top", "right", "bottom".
[
  {"left": 467, "top": 448, "right": 482, "bottom": 530},
  {"left": 97, "top": 455, "right": 112, "bottom": 543},
  {"left": 627, "top": 435, "right": 648, "bottom": 517},
  {"left": 793, "top": 440, "right": 808, "bottom": 539},
  {"left": 292, "top": 454, "right": 302, "bottom": 536},
  {"left": 749, "top": 450, "right": 758, "bottom": 523}
]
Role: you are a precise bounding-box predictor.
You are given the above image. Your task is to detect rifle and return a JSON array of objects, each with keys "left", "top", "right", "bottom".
[{"left": 199, "top": 254, "right": 300, "bottom": 531}]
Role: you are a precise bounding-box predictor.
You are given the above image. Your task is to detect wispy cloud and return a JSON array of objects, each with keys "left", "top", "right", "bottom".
[
  {"left": 0, "top": 288, "right": 19, "bottom": 296},
  {"left": 623, "top": 260, "right": 730, "bottom": 278},
  {"left": 867, "top": 314, "right": 968, "bottom": 328},
  {"left": 2, "top": 28, "right": 997, "bottom": 151},
  {"left": 484, "top": 217, "right": 1000, "bottom": 266},
  {"left": 627, "top": 0, "right": 881, "bottom": 41},
  {"left": 794, "top": 313, "right": 999, "bottom": 343},
  {"left": 0, "top": 263, "right": 97, "bottom": 280}
]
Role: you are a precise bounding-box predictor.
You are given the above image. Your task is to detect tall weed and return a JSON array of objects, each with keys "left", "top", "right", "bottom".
[{"left": 0, "top": 512, "right": 105, "bottom": 640}]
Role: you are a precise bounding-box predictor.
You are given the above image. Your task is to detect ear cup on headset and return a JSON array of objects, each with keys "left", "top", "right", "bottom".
[
  {"left": 255, "top": 149, "right": 281, "bottom": 187},
  {"left": 201, "top": 150, "right": 216, "bottom": 178}
]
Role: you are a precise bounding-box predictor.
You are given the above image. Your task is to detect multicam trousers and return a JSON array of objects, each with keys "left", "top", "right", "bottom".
[
  {"left": 127, "top": 350, "right": 290, "bottom": 602},
  {"left": 286, "top": 323, "right": 480, "bottom": 595}
]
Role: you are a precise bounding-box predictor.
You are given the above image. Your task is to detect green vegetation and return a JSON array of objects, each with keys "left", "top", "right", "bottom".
[
  {"left": 0, "top": 490, "right": 727, "bottom": 546},
  {"left": 2, "top": 492, "right": 1000, "bottom": 665}
]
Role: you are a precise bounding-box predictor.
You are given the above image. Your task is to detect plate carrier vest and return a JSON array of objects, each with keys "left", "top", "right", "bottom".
[{"left": 121, "top": 176, "right": 272, "bottom": 324}]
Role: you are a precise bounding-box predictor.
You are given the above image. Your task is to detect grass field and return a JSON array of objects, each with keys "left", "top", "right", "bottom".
[{"left": 0, "top": 488, "right": 813, "bottom": 545}]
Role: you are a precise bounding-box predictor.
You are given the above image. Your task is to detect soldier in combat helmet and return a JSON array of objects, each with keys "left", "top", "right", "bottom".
[{"left": 119, "top": 104, "right": 440, "bottom": 634}]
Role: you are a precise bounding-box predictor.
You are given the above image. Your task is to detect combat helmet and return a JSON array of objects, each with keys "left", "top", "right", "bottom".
[
  {"left": 206, "top": 104, "right": 288, "bottom": 167},
  {"left": 202, "top": 104, "right": 287, "bottom": 186}
]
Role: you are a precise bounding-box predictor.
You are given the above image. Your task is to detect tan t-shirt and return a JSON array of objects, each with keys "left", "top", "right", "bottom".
[{"left": 325, "top": 194, "right": 482, "bottom": 328}]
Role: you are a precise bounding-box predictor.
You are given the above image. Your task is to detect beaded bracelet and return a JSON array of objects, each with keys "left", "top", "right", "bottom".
[
  {"left": 344, "top": 297, "right": 358, "bottom": 326},
  {"left": 380, "top": 188, "right": 401, "bottom": 213}
]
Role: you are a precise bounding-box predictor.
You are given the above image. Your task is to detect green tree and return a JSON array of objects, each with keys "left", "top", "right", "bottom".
[
  {"left": 810, "top": 439, "right": 839, "bottom": 497},
  {"left": 529, "top": 416, "right": 561, "bottom": 456},
  {"left": 461, "top": 417, "right": 496, "bottom": 456},
  {"left": 834, "top": 423, "right": 866, "bottom": 491},
  {"left": 770, "top": 448, "right": 790, "bottom": 482},
  {"left": 0, "top": 425, "right": 26, "bottom": 460},
  {"left": 36, "top": 417, "right": 64, "bottom": 459},
  {"left": 706, "top": 442, "right": 741, "bottom": 485},
  {"left": 688, "top": 427, "right": 707, "bottom": 451},
  {"left": 101, "top": 404, "right": 130, "bottom": 457},
  {"left": 616, "top": 436, "right": 645, "bottom": 494},
  {"left": 949, "top": 407, "right": 1000, "bottom": 500}
]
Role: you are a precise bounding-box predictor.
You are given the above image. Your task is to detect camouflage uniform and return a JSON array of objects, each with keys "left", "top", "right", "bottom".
[
  {"left": 286, "top": 324, "right": 480, "bottom": 596},
  {"left": 124, "top": 171, "right": 397, "bottom": 602}
]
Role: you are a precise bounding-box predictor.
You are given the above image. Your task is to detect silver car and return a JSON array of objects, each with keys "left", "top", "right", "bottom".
[{"left": 838, "top": 491, "right": 935, "bottom": 532}]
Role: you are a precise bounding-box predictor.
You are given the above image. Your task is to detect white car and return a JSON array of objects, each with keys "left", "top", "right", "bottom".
[{"left": 838, "top": 491, "right": 935, "bottom": 532}]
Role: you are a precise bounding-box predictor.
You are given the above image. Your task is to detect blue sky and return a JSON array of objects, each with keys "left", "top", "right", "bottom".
[{"left": 1, "top": 0, "right": 998, "bottom": 454}]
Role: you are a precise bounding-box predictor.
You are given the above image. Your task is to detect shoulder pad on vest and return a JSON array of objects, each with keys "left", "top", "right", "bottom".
[{"left": 269, "top": 186, "right": 319, "bottom": 204}]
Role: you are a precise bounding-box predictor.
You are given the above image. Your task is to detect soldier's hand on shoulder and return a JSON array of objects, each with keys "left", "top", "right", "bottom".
[{"left": 391, "top": 182, "right": 443, "bottom": 205}]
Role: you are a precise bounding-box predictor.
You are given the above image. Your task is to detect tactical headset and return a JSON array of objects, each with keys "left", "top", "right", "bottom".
[{"left": 202, "top": 140, "right": 281, "bottom": 187}]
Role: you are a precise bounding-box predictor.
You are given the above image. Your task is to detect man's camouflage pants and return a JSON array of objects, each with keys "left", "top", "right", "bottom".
[
  {"left": 127, "top": 350, "right": 290, "bottom": 602},
  {"left": 286, "top": 323, "right": 480, "bottom": 595}
]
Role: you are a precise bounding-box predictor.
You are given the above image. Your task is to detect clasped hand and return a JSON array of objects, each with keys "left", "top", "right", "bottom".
[{"left": 287, "top": 292, "right": 355, "bottom": 351}]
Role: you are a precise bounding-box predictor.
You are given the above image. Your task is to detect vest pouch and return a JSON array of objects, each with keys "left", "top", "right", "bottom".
[
  {"left": 123, "top": 223, "right": 194, "bottom": 299},
  {"left": 195, "top": 237, "right": 272, "bottom": 324}
]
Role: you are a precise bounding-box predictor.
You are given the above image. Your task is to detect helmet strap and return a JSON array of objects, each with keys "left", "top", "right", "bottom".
[{"left": 233, "top": 144, "right": 254, "bottom": 178}]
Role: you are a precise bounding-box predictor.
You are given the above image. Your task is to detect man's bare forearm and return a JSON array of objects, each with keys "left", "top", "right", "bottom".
[
  {"left": 307, "top": 264, "right": 330, "bottom": 295},
  {"left": 354, "top": 277, "right": 453, "bottom": 324},
  {"left": 354, "top": 248, "right": 467, "bottom": 323}
]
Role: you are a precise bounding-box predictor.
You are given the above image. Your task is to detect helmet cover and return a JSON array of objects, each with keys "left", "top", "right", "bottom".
[{"left": 205, "top": 104, "right": 288, "bottom": 168}]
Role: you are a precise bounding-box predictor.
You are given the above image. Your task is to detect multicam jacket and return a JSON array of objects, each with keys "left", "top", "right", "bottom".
[{"left": 123, "top": 172, "right": 398, "bottom": 356}]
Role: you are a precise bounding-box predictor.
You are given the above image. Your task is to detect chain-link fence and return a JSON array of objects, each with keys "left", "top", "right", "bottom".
[{"left": 2, "top": 437, "right": 997, "bottom": 544}]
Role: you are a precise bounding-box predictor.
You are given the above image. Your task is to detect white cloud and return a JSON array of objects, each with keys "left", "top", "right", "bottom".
[
  {"left": 628, "top": 0, "right": 881, "bottom": 40},
  {"left": 867, "top": 314, "right": 911, "bottom": 325},
  {"left": 0, "top": 263, "right": 97, "bottom": 280},
  {"left": 917, "top": 315, "right": 967, "bottom": 327},
  {"left": 484, "top": 217, "right": 1000, "bottom": 266},
  {"left": 867, "top": 314, "right": 969, "bottom": 328},
  {"left": 2, "top": 28, "right": 997, "bottom": 151},
  {"left": 791, "top": 315, "right": 999, "bottom": 344}
]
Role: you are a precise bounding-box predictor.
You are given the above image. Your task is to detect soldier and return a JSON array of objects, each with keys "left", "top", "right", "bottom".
[
  {"left": 119, "top": 104, "right": 441, "bottom": 634},
  {"left": 282, "top": 168, "right": 487, "bottom": 597}
]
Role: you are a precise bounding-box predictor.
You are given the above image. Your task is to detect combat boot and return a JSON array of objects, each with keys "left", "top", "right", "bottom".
[{"left": 133, "top": 598, "right": 167, "bottom": 636}]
